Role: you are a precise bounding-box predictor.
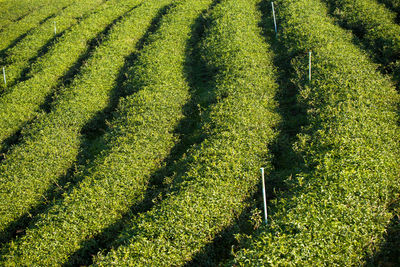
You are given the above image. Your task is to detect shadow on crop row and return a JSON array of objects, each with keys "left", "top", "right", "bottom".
[
  {"left": 322, "top": 0, "right": 400, "bottom": 89},
  {"left": 0, "top": 1, "right": 144, "bottom": 247},
  {"left": 322, "top": 3, "right": 400, "bottom": 264},
  {"left": 64, "top": 1, "right": 221, "bottom": 265},
  {"left": 189, "top": 1, "right": 309, "bottom": 265},
  {"left": 365, "top": 198, "right": 400, "bottom": 266},
  {"left": 0, "top": 3, "right": 143, "bottom": 162},
  {"left": 0, "top": 12, "right": 57, "bottom": 64}
]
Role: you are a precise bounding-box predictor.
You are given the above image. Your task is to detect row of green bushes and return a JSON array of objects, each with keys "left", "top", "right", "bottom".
[
  {"left": 325, "top": 0, "right": 400, "bottom": 65},
  {"left": 0, "top": 0, "right": 149, "bottom": 244},
  {"left": 0, "top": 0, "right": 216, "bottom": 265},
  {"left": 0, "top": 0, "right": 75, "bottom": 52},
  {"left": 0, "top": 0, "right": 141, "bottom": 151},
  {"left": 325, "top": 0, "right": 400, "bottom": 87},
  {"left": 379, "top": 0, "right": 400, "bottom": 17},
  {"left": 1, "top": 0, "right": 104, "bottom": 87},
  {"left": 0, "top": 0, "right": 49, "bottom": 30},
  {"left": 233, "top": 0, "right": 400, "bottom": 265},
  {"left": 93, "top": 0, "right": 280, "bottom": 265}
]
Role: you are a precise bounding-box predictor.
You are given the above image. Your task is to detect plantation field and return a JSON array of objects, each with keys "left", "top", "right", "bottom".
[{"left": 0, "top": 0, "right": 399, "bottom": 265}]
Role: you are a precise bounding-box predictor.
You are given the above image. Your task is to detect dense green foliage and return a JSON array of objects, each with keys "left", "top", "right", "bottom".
[
  {"left": 0, "top": 0, "right": 104, "bottom": 87},
  {"left": 0, "top": 0, "right": 399, "bottom": 265},
  {"left": 0, "top": 0, "right": 65, "bottom": 22},
  {"left": 0, "top": 0, "right": 160, "bottom": 245},
  {"left": 93, "top": 0, "right": 280, "bottom": 265},
  {"left": 325, "top": 0, "right": 400, "bottom": 69},
  {"left": 233, "top": 0, "right": 400, "bottom": 265},
  {"left": 0, "top": 0, "right": 75, "bottom": 52},
  {"left": 379, "top": 0, "right": 400, "bottom": 16},
  {"left": 0, "top": 0, "right": 141, "bottom": 150},
  {"left": 0, "top": 0, "right": 50, "bottom": 30},
  {"left": 0, "top": 0, "right": 216, "bottom": 265}
]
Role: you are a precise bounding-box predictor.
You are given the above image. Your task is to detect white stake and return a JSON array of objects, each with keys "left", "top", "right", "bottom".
[
  {"left": 271, "top": 2, "right": 277, "bottom": 36},
  {"left": 309, "top": 51, "right": 312, "bottom": 81},
  {"left": 3, "top": 67, "right": 6, "bottom": 86},
  {"left": 261, "top": 168, "right": 268, "bottom": 225},
  {"left": 54, "top": 21, "right": 57, "bottom": 35}
]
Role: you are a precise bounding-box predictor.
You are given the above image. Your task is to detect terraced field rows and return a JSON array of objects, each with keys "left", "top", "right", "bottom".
[
  {"left": 1, "top": 0, "right": 105, "bottom": 88},
  {"left": 0, "top": 0, "right": 170, "bottom": 247},
  {"left": 0, "top": 0, "right": 76, "bottom": 52},
  {"left": 0, "top": 0, "right": 47, "bottom": 30},
  {"left": 94, "top": 0, "right": 280, "bottom": 264},
  {"left": 234, "top": 0, "right": 399, "bottom": 265},
  {"left": 0, "top": 0, "right": 399, "bottom": 265},
  {"left": 380, "top": 0, "right": 400, "bottom": 18},
  {"left": 0, "top": 0, "right": 142, "bottom": 151},
  {"left": 0, "top": 0, "right": 70, "bottom": 27}
]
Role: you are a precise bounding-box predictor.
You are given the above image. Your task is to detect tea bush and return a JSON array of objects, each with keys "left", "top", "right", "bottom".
[
  {"left": 233, "top": 0, "right": 400, "bottom": 265},
  {"left": 1, "top": 0, "right": 104, "bottom": 87},
  {"left": 0, "top": 0, "right": 142, "bottom": 149},
  {"left": 94, "top": 0, "right": 280, "bottom": 265},
  {"left": 0, "top": 0, "right": 215, "bottom": 264}
]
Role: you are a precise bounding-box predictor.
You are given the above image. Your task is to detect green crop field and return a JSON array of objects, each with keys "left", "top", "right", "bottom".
[{"left": 0, "top": 0, "right": 399, "bottom": 265}]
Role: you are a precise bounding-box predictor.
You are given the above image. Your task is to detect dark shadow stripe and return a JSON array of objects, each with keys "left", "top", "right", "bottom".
[
  {"left": 0, "top": 13, "right": 57, "bottom": 63},
  {"left": 0, "top": 3, "right": 143, "bottom": 161},
  {"left": 64, "top": 2, "right": 220, "bottom": 265},
  {"left": 0, "top": 2, "right": 144, "bottom": 247}
]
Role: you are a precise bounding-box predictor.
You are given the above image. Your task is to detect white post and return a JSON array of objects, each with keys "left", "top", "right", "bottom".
[
  {"left": 54, "top": 21, "right": 57, "bottom": 35},
  {"left": 271, "top": 2, "right": 277, "bottom": 36},
  {"left": 261, "top": 168, "right": 268, "bottom": 225},
  {"left": 309, "top": 51, "right": 312, "bottom": 81},
  {"left": 3, "top": 67, "right": 6, "bottom": 86}
]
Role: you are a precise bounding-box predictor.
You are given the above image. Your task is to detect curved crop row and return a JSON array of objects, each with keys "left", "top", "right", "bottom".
[
  {"left": 0, "top": 0, "right": 75, "bottom": 51},
  {"left": 93, "top": 0, "right": 280, "bottom": 265},
  {"left": 0, "top": 0, "right": 213, "bottom": 265},
  {"left": 325, "top": 0, "right": 400, "bottom": 66},
  {"left": 0, "top": 0, "right": 55, "bottom": 30},
  {"left": 0, "top": 0, "right": 47, "bottom": 30},
  {"left": 1, "top": 0, "right": 104, "bottom": 87},
  {"left": 0, "top": 0, "right": 164, "bottom": 244},
  {"left": 0, "top": 0, "right": 142, "bottom": 151},
  {"left": 0, "top": 0, "right": 69, "bottom": 23},
  {"left": 325, "top": 0, "right": 400, "bottom": 87},
  {"left": 379, "top": 0, "right": 400, "bottom": 17},
  {"left": 234, "top": 0, "right": 400, "bottom": 265}
]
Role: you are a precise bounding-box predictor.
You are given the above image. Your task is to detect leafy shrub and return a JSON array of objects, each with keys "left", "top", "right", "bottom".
[
  {"left": 1, "top": 0, "right": 104, "bottom": 87},
  {"left": 0, "top": 0, "right": 142, "bottom": 150},
  {"left": 233, "top": 0, "right": 400, "bottom": 265},
  {"left": 93, "top": 0, "right": 280, "bottom": 265},
  {"left": 326, "top": 0, "right": 400, "bottom": 65},
  {"left": 0, "top": 0, "right": 215, "bottom": 265},
  {"left": 0, "top": 0, "right": 145, "bottom": 245}
]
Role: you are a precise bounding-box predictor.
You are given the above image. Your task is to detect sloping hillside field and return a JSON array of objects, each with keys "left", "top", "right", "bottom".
[{"left": 0, "top": 0, "right": 399, "bottom": 265}]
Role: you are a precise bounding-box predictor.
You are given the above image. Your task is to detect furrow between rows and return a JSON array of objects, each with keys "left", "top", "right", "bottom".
[
  {"left": 93, "top": 0, "right": 280, "bottom": 265},
  {"left": 0, "top": 0, "right": 75, "bottom": 51},
  {"left": 233, "top": 0, "right": 400, "bottom": 265},
  {"left": 0, "top": 0, "right": 213, "bottom": 265},
  {"left": 0, "top": 0, "right": 143, "bottom": 151},
  {"left": 0, "top": 0, "right": 105, "bottom": 88}
]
